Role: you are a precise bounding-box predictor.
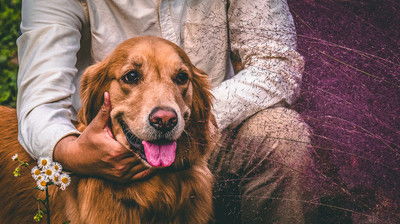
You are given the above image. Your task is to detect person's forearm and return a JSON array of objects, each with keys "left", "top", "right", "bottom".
[
  {"left": 212, "top": 58, "right": 303, "bottom": 130},
  {"left": 17, "top": 0, "right": 86, "bottom": 159},
  {"left": 53, "top": 135, "right": 79, "bottom": 170},
  {"left": 17, "top": 101, "right": 82, "bottom": 159},
  {"left": 215, "top": 0, "right": 304, "bottom": 130}
]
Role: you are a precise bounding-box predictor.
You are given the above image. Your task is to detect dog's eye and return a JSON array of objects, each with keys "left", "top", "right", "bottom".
[
  {"left": 121, "top": 71, "right": 141, "bottom": 84},
  {"left": 174, "top": 72, "right": 189, "bottom": 85}
]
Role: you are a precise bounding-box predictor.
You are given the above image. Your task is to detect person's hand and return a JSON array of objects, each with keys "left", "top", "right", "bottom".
[{"left": 53, "top": 92, "right": 150, "bottom": 182}]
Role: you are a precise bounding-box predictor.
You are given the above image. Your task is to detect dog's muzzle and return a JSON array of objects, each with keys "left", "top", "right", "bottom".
[{"left": 118, "top": 118, "right": 177, "bottom": 167}]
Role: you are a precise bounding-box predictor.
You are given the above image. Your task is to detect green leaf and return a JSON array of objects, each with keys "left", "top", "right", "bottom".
[
  {"left": 0, "top": 0, "right": 21, "bottom": 107},
  {"left": 33, "top": 209, "right": 45, "bottom": 222}
]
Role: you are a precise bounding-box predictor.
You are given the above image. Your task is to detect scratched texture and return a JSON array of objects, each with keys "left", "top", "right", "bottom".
[{"left": 288, "top": 0, "right": 400, "bottom": 223}]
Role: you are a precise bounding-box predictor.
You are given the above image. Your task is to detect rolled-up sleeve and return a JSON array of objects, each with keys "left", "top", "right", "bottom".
[
  {"left": 16, "top": 0, "right": 86, "bottom": 159},
  {"left": 211, "top": 0, "right": 304, "bottom": 130}
]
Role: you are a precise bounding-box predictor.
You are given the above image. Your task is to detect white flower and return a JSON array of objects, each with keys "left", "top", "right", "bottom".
[
  {"left": 51, "top": 173, "right": 61, "bottom": 186},
  {"left": 37, "top": 157, "right": 52, "bottom": 169},
  {"left": 42, "top": 167, "right": 56, "bottom": 179},
  {"left": 59, "top": 173, "right": 71, "bottom": 190},
  {"left": 36, "top": 179, "right": 48, "bottom": 191},
  {"left": 52, "top": 162, "right": 63, "bottom": 174},
  {"left": 36, "top": 174, "right": 48, "bottom": 182},
  {"left": 31, "top": 166, "right": 42, "bottom": 180},
  {"left": 11, "top": 154, "right": 18, "bottom": 161}
]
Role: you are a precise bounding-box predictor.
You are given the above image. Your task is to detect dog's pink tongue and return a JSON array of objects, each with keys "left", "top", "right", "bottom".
[{"left": 142, "top": 141, "right": 176, "bottom": 167}]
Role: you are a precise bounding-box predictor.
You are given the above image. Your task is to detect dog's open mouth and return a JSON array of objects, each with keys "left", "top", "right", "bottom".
[{"left": 118, "top": 119, "right": 177, "bottom": 168}]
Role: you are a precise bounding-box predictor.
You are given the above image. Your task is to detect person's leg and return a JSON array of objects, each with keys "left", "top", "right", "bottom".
[{"left": 210, "top": 107, "right": 313, "bottom": 224}]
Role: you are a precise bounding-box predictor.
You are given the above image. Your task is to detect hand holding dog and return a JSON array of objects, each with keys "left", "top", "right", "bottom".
[{"left": 54, "top": 92, "right": 149, "bottom": 182}]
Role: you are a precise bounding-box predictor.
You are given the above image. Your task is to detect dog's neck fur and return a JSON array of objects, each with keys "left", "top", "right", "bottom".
[
  {"left": 69, "top": 113, "right": 214, "bottom": 223},
  {"left": 57, "top": 164, "right": 212, "bottom": 224}
]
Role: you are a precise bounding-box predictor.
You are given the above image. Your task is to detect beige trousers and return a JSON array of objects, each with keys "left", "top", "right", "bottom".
[{"left": 209, "top": 107, "right": 312, "bottom": 224}]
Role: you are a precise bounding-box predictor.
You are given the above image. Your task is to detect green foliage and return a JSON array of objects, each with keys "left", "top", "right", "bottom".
[
  {"left": 0, "top": 0, "right": 21, "bottom": 107},
  {"left": 33, "top": 209, "right": 44, "bottom": 222}
]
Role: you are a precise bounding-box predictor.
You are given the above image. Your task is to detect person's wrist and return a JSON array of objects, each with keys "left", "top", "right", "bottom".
[{"left": 53, "top": 135, "right": 79, "bottom": 171}]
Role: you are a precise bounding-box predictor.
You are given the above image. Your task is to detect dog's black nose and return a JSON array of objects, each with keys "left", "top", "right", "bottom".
[{"left": 149, "top": 107, "right": 178, "bottom": 132}]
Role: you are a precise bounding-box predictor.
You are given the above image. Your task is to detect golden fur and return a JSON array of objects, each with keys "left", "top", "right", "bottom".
[{"left": 0, "top": 36, "right": 215, "bottom": 223}]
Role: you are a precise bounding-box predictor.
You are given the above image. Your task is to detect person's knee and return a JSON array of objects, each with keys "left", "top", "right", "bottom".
[{"left": 234, "top": 107, "right": 312, "bottom": 171}]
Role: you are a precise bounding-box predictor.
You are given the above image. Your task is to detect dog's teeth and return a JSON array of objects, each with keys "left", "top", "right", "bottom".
[{"left": 119, "top": 119, "right": 144, "bottom": 153}]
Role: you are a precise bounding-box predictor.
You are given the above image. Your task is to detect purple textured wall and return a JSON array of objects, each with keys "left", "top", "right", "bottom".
[{"left": 288, "top": 0, "right": 399, "bottom": 222}]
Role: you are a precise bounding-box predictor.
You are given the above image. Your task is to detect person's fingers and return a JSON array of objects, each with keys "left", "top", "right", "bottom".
[
  {"left": 120, "top": 149, "right": 139, "bottom": 160},
  {"left": 119, "top": 156, "right": 142, "bottom": 175},
  {"left": 91, "top": 92, "right": 111, "bottom": 130},
  {"left": 105, "top": 164, "right": 147, "bottom": 183},
  {"left": 124, "top": 163, "right": 150, "bottom": 180},
  {"left": 105, "top": 125, "right": 114, "bottom": 139}
]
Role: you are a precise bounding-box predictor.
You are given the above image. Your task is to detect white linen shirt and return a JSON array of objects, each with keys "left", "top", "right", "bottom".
[{"left": 17, "top": 0, "right": 304, "bottom": 159}]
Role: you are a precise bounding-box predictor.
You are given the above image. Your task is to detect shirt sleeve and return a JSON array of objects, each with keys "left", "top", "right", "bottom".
[
  {"left": 211, "top": 0, "right": 305, "bottom": 130},
  {"left": 16, "top": 0, "right": 86, "bottom": 159}
]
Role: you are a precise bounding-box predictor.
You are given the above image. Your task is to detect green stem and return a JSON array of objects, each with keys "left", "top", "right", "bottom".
[
  {"left": 37, "top": 198, "right": 46, "bottom": 207},
  {"left": 45, "top": 186, "right": 51, "bottom": 224}
]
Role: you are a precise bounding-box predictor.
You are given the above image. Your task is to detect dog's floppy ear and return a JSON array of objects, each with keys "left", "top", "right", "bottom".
[
  {"left": 190, "top": 67, "right": 213, "bottom": 124},
  {"left": 188, "top": 66, "right": 217, "bottom": 153},
  {"left": 78, "top": 60, "right": 110, "bottom": 125}
]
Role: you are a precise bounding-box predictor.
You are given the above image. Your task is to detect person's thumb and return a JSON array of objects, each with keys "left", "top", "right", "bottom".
[{"left": 91, "top": 92, "right": 111, "bottom": 129}]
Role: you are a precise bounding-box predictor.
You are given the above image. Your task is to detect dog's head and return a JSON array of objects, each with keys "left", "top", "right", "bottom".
[{"left": 78, "top": 36, "right": 215, "bottom": 170}]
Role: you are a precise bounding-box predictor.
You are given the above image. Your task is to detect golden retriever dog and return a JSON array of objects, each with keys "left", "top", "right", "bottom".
[{"left": 0, "top": 36, "right": 215, "bottom": 223}]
